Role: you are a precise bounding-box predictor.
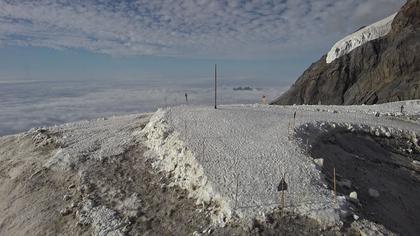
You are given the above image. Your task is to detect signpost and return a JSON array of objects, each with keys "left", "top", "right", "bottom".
[{"left": 277, "top": 173, "right": 288, "bottom": 216}]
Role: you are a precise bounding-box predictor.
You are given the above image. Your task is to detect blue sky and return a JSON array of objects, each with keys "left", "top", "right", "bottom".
[
  {"left": 0, "top": 0, "right": 405, "bottom": 86},
  {"left": 0, "top": 46, "right": 309, "bottom": 86}
]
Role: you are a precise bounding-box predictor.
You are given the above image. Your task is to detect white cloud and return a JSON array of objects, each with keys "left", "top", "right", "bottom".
[
  {"left": 0, "top": 80, "right": 285, "bottom": 136},
  {"left": 0, "top": 0, "right": 405, "bottom": 58}
]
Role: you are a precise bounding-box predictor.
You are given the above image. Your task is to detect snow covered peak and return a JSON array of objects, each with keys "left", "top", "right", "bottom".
[{"left": 326, "top": 13, "right": 397, "bottom": 64}]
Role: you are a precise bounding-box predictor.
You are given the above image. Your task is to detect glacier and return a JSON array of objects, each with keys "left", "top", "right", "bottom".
[{"left": 326, "top": 13, "right": 397, "bottom": 64}]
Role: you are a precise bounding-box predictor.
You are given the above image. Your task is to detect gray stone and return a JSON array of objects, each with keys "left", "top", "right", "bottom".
[
  {"left": 60, "top": 208, "right": 71, "bottom": 216},
  {"left": 313, "top": 158, "right": 324, "bottom": 167},
  {"left": 63, "top": 194, "right": 71, "bottom": 201},
  {"left": 338, "top": 179, "right": 352, "bottom": 189},
  {"left": 368, "top": 188, "right": 380, "bottom": 198},
  {"left": 350, "top": 191, "right": 358, "bottom": 200}
]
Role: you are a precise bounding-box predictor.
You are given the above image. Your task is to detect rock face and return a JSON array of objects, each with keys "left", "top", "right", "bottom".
[{"left": 272, "top": 0, "right": 420, "bottom": 105}]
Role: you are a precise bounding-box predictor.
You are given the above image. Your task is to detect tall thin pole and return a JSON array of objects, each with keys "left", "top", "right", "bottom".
[
  {"left": 214, "top": 64, "right": 217, "bottom": 109},
  {"left": 333, "top": 167, "right": 336, "bottom": 204}
]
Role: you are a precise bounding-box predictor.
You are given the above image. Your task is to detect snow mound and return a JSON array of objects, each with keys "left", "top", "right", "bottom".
[
  {"left": 326, "top": 13, "right": 397, "bottom": 63},
  {"left": 139, "top": 109, "right": 231, "bottom": 225}
]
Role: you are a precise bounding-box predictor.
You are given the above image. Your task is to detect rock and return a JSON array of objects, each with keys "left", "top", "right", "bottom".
[
  {"left": 413, "top": 160, "right": 420, "bottom": 171},
  {"left": 63, "top": 194, "right": 72, "bottom": 201},
  {"left": 368, "top": 188, "right": 380, "bottom": 198},
  {"left": 271, "top": 0, "right": 420, "bottom": 106},
  {"left": 166, "top": 208, "right": 175, "bottom": 217},
  {"left": 353, "top": 214, "right": 360, "bottom": 220},
  {"left": 77, "top": 200, "right": 126, "bottom": 235},
  {"left": 338, "top": 179, "right": 352, "bottom": 189},
  {"left": 116, "top": 193, "right": 142, "bottom": 217},
  {"left": 351, "top": 219, "right": 397, "bottom": 236},
  {"left": 79, "top": 184, "right": 92, "bottom": 194},
  {"left": 60, "top": 208, "right": 71, "bottom": 216},
  {"left": 314, "top": 158, "right": 324, "bottom": 167},
  {"left": 349, "top": 191, "right": 358, "bottom": 200},
  {"left": 68, "top": 184, "right": 76, "bottom": 189}
]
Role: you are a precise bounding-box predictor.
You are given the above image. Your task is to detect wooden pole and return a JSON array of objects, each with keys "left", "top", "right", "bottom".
[
  {"left": 214, "top": 64, "right": 217, "bottom": 109},
  {"left": 333, "top": 167, "right": 336, "bottom": 204},
  {"left": 234, "top": 173, "right": 239, "bottom": 209}
]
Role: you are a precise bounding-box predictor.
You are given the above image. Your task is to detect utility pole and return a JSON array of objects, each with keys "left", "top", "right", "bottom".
[{"left": 214, "top": 64, "right": 217, "bottom": 109}]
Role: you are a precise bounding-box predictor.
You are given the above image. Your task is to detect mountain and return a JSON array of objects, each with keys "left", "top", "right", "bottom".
[{"left": 272, "top": 0, "right": 420, "bottom": 105}]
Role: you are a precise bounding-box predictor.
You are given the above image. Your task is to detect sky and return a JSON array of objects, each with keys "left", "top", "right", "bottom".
[
  {"left": 0, "top": 0, "right": 405, "bottom": 85},
  {"left": 0, "top": 0, "right": 406, "bottom": 135}
]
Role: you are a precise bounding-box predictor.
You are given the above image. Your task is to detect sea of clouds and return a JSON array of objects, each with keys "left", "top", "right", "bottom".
[{"left": 0, "top": 79, "right": 285, "bottom": 136}]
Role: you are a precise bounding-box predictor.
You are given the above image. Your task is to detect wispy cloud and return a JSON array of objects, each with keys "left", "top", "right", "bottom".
[{"left": 0, "top": 0, "right": 404, "bottom": 58}]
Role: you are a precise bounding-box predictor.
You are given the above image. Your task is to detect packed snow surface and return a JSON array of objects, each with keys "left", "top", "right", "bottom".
[
  {"left": 326, "top": 13, "right": 397, "bottom": 63},
  {"left": 16, "top": 99, "right": 419, "bottom": 228},
  {"left": 142, "top": 100, "right": 420, "bottom": 226}
]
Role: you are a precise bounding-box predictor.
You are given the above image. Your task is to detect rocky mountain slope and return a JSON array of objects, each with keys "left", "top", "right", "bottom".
[{"left": 272, "top": 0, "right": 420, "bottom": 105}]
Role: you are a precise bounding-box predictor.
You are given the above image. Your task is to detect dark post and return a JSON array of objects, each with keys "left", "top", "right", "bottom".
[{"left": 214, "top": 64, "right": 217, "bottom": 109}]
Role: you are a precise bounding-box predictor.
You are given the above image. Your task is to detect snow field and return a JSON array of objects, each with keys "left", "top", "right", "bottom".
[{"left": 141, "top": 102, "right": 420, "bottom": 227}]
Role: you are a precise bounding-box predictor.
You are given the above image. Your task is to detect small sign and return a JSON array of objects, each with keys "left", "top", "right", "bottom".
[{"left": 277, "top": 177, "right": 288, "bottom": 191}]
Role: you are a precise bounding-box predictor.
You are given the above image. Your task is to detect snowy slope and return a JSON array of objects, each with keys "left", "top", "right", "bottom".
[
  {"left": 142, "top": 101, "right": 420, "bottom": 226},
  {"left": 326, "top": 13, "right": 397, "bottom": 63},
  {"left": 15, "top": 100, "right": 418, "bottom": 229}
]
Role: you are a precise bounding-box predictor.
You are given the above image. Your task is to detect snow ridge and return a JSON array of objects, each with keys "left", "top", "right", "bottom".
[
  {"left": 326, "top": 13, "right": 397, "bottom": 63},
  {"left": 140, "top": 109, "right": 232, "bottom": 225}
]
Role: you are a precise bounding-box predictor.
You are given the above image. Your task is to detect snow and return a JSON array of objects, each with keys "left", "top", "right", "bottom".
[
  {"left": 17, "top": 99, "right": 419, "bottom": 228},
  {"left": 38, "top": 114, "right": 151, "bottom": 170},
  {"left": 141, "top": 101, "right": 420, "bottom": 226},
  {"left": 326, "top": 13, "right": 397, "bottom": 63},
  {"left": 140, "top": 110, "right": 231, "bottom": 225}
]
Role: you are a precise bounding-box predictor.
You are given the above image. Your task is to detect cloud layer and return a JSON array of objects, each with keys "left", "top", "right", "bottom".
[
  {"left": 0, "top": 0, "right": 404, "bottom": 58},
  {"left": 0, "top": 80, "right": 285, "bottom": 136}
]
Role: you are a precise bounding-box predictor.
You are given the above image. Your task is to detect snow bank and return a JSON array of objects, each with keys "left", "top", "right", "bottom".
[
  {"left": 326, "top": 13, "right": 397, "bottom": 63},
  {"left": 139, "top": 109, "right": 232, "bottom": 225},
  {"left": 292, "top": 100, "right": 420, "bottom": 118}
]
